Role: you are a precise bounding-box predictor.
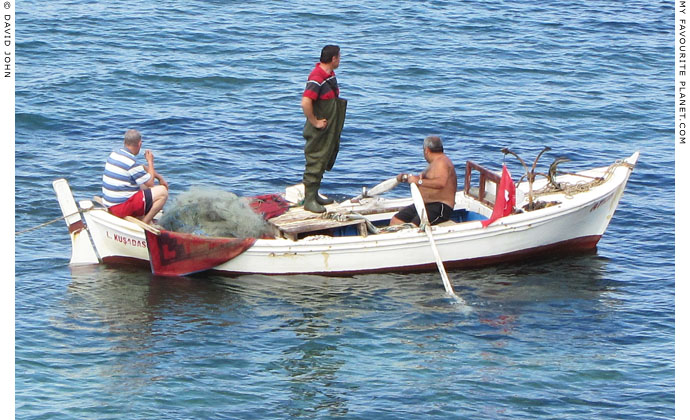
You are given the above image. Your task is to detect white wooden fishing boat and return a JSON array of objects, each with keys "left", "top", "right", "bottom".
[{"left": 53, "top": 151, "right": 639, "bottom": 277}]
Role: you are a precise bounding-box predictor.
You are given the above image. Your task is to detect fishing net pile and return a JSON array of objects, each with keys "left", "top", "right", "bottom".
[{"left": 158, "top": 187, "right": 273, "bottom": 238}]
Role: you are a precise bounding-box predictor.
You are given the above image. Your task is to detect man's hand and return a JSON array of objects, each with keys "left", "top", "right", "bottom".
[
  {"left": 313, "top": 118, "right": 328, "bottom": 129},
  {"left": 397, "top": 173, "right": 418, "bottom": 183},
  {"left": 301, "top": 96, "right": 328, "bottom": 129},
  {"left": 143, "top": 150, "right": 158, "bottom": 189}
]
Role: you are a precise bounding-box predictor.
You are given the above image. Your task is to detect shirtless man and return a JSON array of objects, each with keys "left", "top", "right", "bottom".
[{"left": 390, "top": 135, "right": 457, "bottom": 226}]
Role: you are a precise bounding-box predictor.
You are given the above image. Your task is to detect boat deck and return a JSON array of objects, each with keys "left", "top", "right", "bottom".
[{"left": 268, "top": 205, "right": 370, "bottom": 241}]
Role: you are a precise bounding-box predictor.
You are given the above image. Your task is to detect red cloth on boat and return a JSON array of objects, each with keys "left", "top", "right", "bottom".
[
  {"left": 481, "top": 165, "right": 516, "bottom": 227},
  {"left": 145, "top": 229, "right": 256, "bottom": 276},
  {"left": 248, "top": 194, "right": 290, "bottom": 220}
]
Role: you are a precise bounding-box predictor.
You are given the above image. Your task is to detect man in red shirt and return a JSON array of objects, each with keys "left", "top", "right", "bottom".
[{"left": 300, "top": 45, "right": 348, "bottom": 213}]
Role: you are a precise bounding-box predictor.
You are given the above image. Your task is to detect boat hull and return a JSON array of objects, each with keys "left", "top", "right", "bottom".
[{"left": 56, "top": 152, "right": 639, "bottom": 276}]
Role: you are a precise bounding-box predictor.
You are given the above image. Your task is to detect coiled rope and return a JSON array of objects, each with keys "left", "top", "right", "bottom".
[{"left": 532, "top": 160, "right": 634, "bottom": 199}]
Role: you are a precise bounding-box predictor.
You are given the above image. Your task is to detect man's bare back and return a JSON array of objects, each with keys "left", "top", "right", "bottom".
[{"left": 419, "top": 153, "right": 457, "bottom": 208}]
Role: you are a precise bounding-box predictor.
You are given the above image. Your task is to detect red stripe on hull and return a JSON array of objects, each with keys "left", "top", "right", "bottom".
[
  {"left": 100, "top": 235, "right": 602, "bottom": 277},
  {"left": 211, "top": 234, "right": 603, "bottom": 277},
  {"left": 102, "top": 256, "right": 150, "bottom": 268},
  {"left": 443, "top": 234, "right": 601, "bottom": 270}
]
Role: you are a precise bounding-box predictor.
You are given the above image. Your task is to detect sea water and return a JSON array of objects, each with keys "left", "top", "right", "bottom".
[{"left": 14, "top": 1, "right": 675, "bottom": 418}]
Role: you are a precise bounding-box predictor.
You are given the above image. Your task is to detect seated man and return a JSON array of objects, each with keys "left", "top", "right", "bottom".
[
  {"left": 390, "top": 135, "right": 457, "bottom": 226},
  {"left": 102, "top": 129, "right": 169, "bottom": 224}
]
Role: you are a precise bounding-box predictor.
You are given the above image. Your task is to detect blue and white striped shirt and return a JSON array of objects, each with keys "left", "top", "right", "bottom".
[{"left": 101, "top": 148, "right": 151, "bottom": 207}]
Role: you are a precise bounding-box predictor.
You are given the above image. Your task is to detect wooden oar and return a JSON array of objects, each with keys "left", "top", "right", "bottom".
[
  {"left": 124, "top": 216, "right": 161, "bottom": 235},
  {"left": 409, "top": 183, "right": 456, "bottom": 297}
]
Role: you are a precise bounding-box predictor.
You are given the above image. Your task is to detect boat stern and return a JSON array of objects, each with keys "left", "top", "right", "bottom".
[{"left": 52, "top": 179, "right": 100, "bottom": 265}]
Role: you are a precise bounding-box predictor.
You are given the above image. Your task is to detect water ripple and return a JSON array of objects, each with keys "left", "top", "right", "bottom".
[{"left": 14, "top": 0, "right": 674, "bottom": 418}]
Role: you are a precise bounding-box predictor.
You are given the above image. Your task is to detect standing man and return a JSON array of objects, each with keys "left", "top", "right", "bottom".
[
  {"left": 301, "top": 44, "right": 348, "bottom": 213},
  {"left": 390, "top": 136, "right": 457, "bottom": 226},
  {"left": 102, "top": 129, "right": 169, "bottom": 224}
]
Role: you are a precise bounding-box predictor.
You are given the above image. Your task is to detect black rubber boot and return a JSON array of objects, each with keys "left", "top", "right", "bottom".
[
  {"left": 315, "top": 193, "right": 334, "bottom": 205},
  {"left": 303, "top": 184, "right": 326, "bottom": 213}
]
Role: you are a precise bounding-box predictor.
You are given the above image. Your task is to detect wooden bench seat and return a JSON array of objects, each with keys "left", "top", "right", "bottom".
[{"left": 268, "top": 206, "right": 368, "bottom": 241}]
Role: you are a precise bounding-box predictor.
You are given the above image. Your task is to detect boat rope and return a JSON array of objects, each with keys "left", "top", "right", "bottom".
[
  {"left": 321, "top": 211, "right": 380, "bottom": 234},
  {"left": 321, "top": 211, "right": 419, "bottom": 234},
  {"left": 14, "top": 209, "right": 87, "bottom": 236},
  {"left": 531, "top": 160, "right": 633, "bottom": 199},
  {"left": 377, "top": 223, "right": 417, "bottom": 233}
]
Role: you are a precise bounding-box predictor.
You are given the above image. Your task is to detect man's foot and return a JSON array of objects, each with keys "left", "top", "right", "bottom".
[
  {"left": 315, "top": 193, "right": 334, "bottom": 205},
  {"left": 303, "top": 198, "right": 326, "bottom": 213}
]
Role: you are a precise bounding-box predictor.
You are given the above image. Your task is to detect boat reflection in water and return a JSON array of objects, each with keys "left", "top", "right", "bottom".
[{"left": 64, "top": 250, "right": 615, "bottom": 416}]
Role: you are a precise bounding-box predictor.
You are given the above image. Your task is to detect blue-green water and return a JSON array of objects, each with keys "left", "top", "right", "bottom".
[{"left": 15, "top": 1, "right": 674, "bottom": 418}]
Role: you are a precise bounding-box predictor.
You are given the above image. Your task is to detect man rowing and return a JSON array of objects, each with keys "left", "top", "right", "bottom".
[{"left": 390, "top": 135, "right": 457, "bottom": 226}]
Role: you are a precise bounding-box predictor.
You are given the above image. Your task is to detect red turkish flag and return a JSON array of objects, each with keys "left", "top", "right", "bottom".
[{"left": 481, "top": 165, "right": 516, "bottom": 227}]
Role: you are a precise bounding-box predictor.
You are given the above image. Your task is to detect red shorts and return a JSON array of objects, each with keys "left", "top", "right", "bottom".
[{"left": 109, "top": 189, "right": 152, "bottom": 219}]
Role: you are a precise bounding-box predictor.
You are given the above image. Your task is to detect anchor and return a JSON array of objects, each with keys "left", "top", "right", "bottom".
[{"left": 501, "top": 146, "right": 557, "bottom": 211}]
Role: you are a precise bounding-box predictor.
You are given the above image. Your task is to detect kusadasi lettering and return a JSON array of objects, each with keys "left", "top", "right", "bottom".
[{"left": 106, "top": 231, "right": 147, "bottom": 248}]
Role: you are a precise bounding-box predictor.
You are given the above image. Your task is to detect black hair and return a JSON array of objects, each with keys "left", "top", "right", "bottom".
[{"left": 320, "top": 45, "right": 340, "bottom": 64}]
